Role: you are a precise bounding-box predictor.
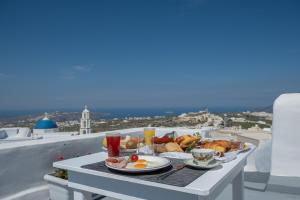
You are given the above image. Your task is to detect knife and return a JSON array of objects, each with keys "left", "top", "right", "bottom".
[{"left": 157, "top": 163, "right": 186, "bottom": 180}]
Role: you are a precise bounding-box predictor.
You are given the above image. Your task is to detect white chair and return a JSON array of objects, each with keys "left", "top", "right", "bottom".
[
  {"left": 268, "top": 93, "right": 300, "bottom": 194},
  {"left": 0, "top": 130, "right": 8, "bottom": 139},
  {"left": 15, "top": 128, "right": 32, "bottom": 138},
  {"left": 0, "top": 128, "right": 19, "bottom": 137}
]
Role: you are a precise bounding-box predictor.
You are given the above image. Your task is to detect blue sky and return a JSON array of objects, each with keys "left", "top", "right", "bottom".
[{"left": 0, "top": 0, "right": 299, "bottom": 110}]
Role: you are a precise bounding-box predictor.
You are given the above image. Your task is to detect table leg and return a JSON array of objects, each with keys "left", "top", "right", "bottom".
[
  {"left": 232, "top": 169, "right": 244, "bottom": 200},
  {"left": 200, "top": 196, "right": 213, "bottom": 200},
  {"left": 74, "top": 190, "right": 92, "bottom": 200}
]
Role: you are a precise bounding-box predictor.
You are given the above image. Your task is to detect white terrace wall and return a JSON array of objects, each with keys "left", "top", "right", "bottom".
[
  {"left": 0, "top": 134, "right": 106, "bottom": 199},
  {"left": 0, "top": 128, "right": 144, "bottom": 199}
]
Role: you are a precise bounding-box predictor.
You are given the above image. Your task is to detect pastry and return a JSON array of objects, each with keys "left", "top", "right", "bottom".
[
  {"left": 165, "top": 142, "right": 184, "bottom": 152},
  {"left": 154, "top": 144, "right": 168, "bottom": 153},
  {"left": 175, "top": 135, "right": 201, "bottom": 149}
]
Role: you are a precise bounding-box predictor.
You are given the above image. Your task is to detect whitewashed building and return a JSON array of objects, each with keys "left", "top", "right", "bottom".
[
  {"left": 33, "top": 113, "right": 58, "bottom": 134},
  {"left": 80, "top": 105, "right": 91, "bottom": 134}
]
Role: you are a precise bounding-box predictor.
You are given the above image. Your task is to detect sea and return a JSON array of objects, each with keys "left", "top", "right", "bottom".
[{"left": 0, "top": 106, "right": 264, "bottom": 120}]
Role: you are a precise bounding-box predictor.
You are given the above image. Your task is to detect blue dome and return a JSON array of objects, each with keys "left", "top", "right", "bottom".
[{"left": 34, "top": 119, "right": 58, "bottom": 129}]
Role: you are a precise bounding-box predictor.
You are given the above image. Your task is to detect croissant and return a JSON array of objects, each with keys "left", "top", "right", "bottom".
[
  {"left": 201, "top": 143, "right": 226, "bottom": 153},
  {"left": 213, "top": 140, "right": 232, "bottom": 151},
  {"left": 180, "top": 135, "right": 195, "bottom": 148},
  {"left": 175, "top": 136, "right": 185, "bottom": 145}
]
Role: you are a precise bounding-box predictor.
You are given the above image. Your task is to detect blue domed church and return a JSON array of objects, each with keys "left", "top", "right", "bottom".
[{"left": 33, "top": 113, "right": 59, "bottom": 134}]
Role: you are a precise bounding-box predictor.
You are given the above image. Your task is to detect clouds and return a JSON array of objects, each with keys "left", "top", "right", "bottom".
[
  {"left": 61, "top": 65, "right": 93, "bottom": 80},
  {"left": 74, "top": 65, "right": 92, "bottom": 72}
]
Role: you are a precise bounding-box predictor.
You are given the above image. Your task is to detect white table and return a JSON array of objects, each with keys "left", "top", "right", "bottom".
[{"left": 54, "top": 144, "right": 255, "bottom": 200}]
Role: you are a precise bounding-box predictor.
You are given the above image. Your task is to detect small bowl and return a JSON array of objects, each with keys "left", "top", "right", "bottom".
[{"left": 191, "top": 148, "right": 215, "bottom": 163}]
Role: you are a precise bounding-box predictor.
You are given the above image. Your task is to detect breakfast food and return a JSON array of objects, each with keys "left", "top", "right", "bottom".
[
  {"left": 153, "top": 133, "right": 180, "bottom": 153},
  {"left": 154, "top": 144, "right": 168, "bottom": 153},
  {"left": 154, "top": 142, "right": 183, "bottom": 153},
  {"left": 130, "top": 154, "right": 139, "bottom": 162},
  {"left": 230, "top": 141, "right": 242, "bottom": 151},
  {"left": 126, "top": 137, "right": 139, "bottom": 149},
  {"left": 175, "top": 134, "right": 201, "bottom": 149},
  {"left": 133, "top": 159, "right": 148, "bottom": 169},
  {"left": 200, "top": 142, "right": 227, "bottom": 156},
  {"left": 198, "top": 140, "right": 245, "bottom": 156},
  {"left": 103, "top": 136, "right": 138, "bottom": 150},
  {"left": 165, "top": 142, "right": 184, "bottom": 152},
  {"left": 106, "top": 156, "right": 151, "bottom": 170},
  {"left": 119, "top": 135, "right": 130, "bottom": 148},
  {"left": 153, "top": 135, "right": 174, "bottom": 144},
  {"left": 153, "top": 134, "right": 201, "bottom": 153},
  {"left": 105, "top": 157, "right": 128, "bottom": 168},
  {"left": 126, "top": 138, "right": 138, "bottom": 149}
]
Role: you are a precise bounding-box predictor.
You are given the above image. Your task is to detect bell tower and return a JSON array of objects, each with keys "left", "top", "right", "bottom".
[{"left": 80, "top": 105, "right": 91, "bottom": 134}]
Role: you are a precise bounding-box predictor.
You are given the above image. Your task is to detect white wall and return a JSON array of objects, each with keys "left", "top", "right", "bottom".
[
  {"left": 0, "top": 128, "right": 143, "bottom": 199},
  {"left": 0, "top": 134, "right": 106, "bottom": 199}
]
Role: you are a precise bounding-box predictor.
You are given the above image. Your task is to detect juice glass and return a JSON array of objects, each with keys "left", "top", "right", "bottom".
[
  {"left": 144, "top": 127, "right": 155, "bottom": 145},
  {"left": 137, "top": 135, "right": 155, "bottom": 155},
  {"left": 106, "top": 132, "right": 121, "bottom": 157}
]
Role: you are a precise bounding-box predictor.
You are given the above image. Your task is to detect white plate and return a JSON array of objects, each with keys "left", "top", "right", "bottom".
[
  {"left": 159, "top": 152, "right": 193, "bottom": 160},
  {"left": 237, "top": 143, "right": 251, "bottom": 153},
  {"left": 102, "top": 147, "right": 137, "bottom": 153},
  {"left": 200, "top": 140, "right": 252, "bottom": 154},
  {"left": 214, "top": 152, "right": 237, "bottom": 162},
  {"left": 184, "top": 159, "right": 221, "bottom": 169},
  {"left": 105, "top": 156, "right": 171, "bottom": 173}
]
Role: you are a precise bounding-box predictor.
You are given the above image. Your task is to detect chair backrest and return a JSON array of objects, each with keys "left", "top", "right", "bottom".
[
  {"left": 271, "top": 93, "right": 300, "bottom": 177},
  {"left": 0, "top": 128, "right": 19, "bottom": 137},
  {"left": 0, "top": 130, "right": 8, "bottom": 139},
  {"left": 15, "top": 128, "right": 31, "bottom": 137}
]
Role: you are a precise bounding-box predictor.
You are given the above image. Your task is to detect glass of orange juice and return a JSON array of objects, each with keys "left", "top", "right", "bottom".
[{"left": 144, "top": 127, "right": 155, "bottom": 145}]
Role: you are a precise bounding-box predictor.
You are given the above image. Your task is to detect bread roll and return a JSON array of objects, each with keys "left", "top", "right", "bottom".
[
  {"left": 165, "top": 142, "right": 183, "bottom": 152},
  {"left": 154, "top": 144, "right": 167, "bottom": 153}
]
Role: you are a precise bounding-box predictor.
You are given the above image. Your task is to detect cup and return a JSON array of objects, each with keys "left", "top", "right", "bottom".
[
  {"left": 191, "top": 149, "right": 215, "bottom": 163},
  {"left": 106, "top": 132, "right": 121, "bottom": 157},
  {"left": 137, "top": 135, "right": 154, "bottom": 155},
  {"left": 144, "top": 127, "right": 155, "bottom": 145}
]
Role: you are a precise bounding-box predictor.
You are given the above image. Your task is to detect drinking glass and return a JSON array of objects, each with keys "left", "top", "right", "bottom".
[
  {"left": 106, "top": 132, "right": 121, "bottom": 157},
  {"left": 137, "top": 135, "right": 155, "bottom": 155},
  {"left": 144, "top": 127, "right": 155, "bottom": 145}
]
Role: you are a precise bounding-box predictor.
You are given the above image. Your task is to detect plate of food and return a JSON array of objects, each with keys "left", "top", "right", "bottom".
[
  {"left": 102, "top": 135, "right": 138, "bottom": 153},
  {"left": 152, "top": 132, "right": 252, "bottom": 164},
  {"left": 154, "top": 133, "right": 201, "bottom": 154},
  {"left": 196, "top": 140, "right": 251, "bottom": 157},
  {"left": 105, "top": 155, "right": 171, "bottom": 173}
]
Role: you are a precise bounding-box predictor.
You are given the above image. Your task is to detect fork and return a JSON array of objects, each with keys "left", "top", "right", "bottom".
[{"left": 157, "top": 163, "right": 186, "bottom": 180}]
